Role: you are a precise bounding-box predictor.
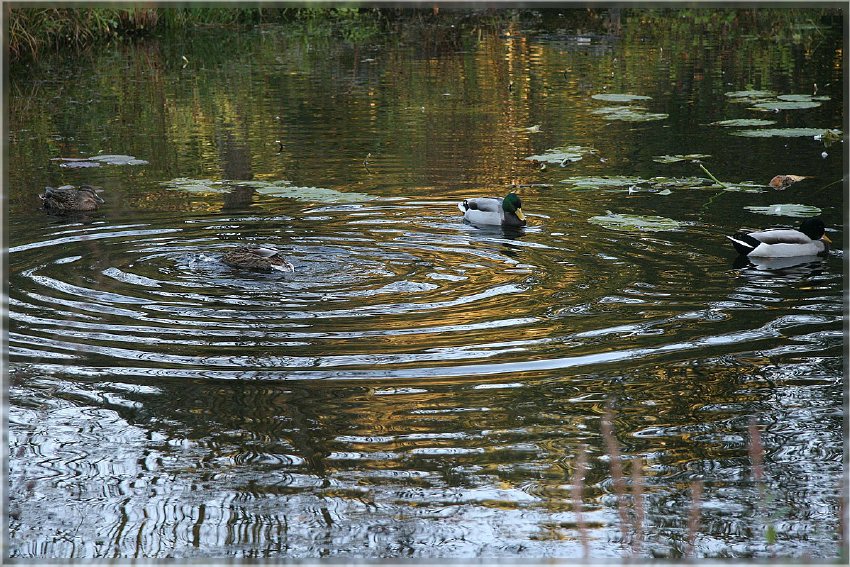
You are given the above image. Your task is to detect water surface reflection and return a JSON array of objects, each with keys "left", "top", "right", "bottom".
[{"left": 7, "top": 8, "right": 844, "bottom": 560}]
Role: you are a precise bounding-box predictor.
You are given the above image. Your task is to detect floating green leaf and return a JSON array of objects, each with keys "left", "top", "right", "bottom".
[
  {"left": 720, "top": 181, "right": 767, "bottom": 193},
  {"left": 163, "top": 178, "right": 374, "bottom": 203},
  {"left": 91, "top": 154, "right": 149, "bottom": 166},
  {"left": 744, "top": 203, "right": 823, "bottom": 217},
  {"left": 725, "top": 90, "right": 776, "bottom": 99},
  {"left": 252, "top": 184, "right": 374, "bottom": 203},
  {"left": 731, "top": 128, "right": 839, "bottom": 138},
  {"left": 56, "top": 160, "right": 101, "bottom": 169},
  {"left": 709, "top": 118, "right": 777, "bottom": 127},
  {"left": 52, "top": 154, "right": 148, "bottom": 168},
  {"left": 752, "top": 100, "right": 821, "bottom": 111},
  {"left": 592, "top": 106, "right": 668, "bottom": 122},
  {"left": 591, "top": 93, "right": 652, "bottom": 103},
  {"left": 561, "top": 175, "right": 719, "bottom": 192},
  {"left": 653, "top": 154, "right": 711, "bottom": 164},
  {"left": 561, "top": 176, "right": 648, "bottom": 190},
  {"left": 525, "top": 145, "right": 595, "bottom": 164},
  {"left": 162, "top": 178, "right": 230, "bottom": 193},
  {"left": 588, "top": 211, "right": 687, "bottom": 232},
  {"left": 777, "top": 94, "right": 831, "bottom": 102}
]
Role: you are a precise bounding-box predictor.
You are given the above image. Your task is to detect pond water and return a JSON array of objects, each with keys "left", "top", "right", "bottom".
[{"left": 6, "top": 9, "right": 846, "bottom": 560}]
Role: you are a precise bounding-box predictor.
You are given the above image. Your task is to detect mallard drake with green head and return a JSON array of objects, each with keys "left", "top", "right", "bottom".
[
  {"left": 40, "top": 184, "right": 104, "bottom": 212},
  {"left": 221, "top": 246, "right": 294, "bottom": 272},
  {"left": 727, "top": 217, "right": 831, "bottom": 258},
  {"left": 458, "top": 191, "right": 527, "bottom": 227}
]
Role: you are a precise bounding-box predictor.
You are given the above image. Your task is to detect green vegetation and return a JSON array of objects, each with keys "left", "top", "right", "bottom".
[
  {"left": 9, "top": 6, "right": 840, "bottom": 62},
  {"left": 7, "top": 5, "right": 383, "bottom": 60}
]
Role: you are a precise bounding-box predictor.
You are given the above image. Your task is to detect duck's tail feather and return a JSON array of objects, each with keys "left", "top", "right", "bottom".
[
  {"left": 458, "top": 200, "right": 469, "bottom": 213},
  {"left": 726, "top": 232, "right": 760, "bottom": 255}
]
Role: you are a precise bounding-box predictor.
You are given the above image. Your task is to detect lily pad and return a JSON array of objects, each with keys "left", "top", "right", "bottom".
[
  {"left": 744, "top": 203, "right": 823, "bottom": 217},
  {"left": 252, "top": 184, "right": 374, "bottom": 203},
  {"left": 561, "top": 175, "right": 718, "bottom": 192},
  {"left": 162, "top": 178, "right": 373, "bottom": 203},
  {"left": 52, "top": 154, "right": 148, "bottom": 168},
  {"left": 561, "top": 176, "right": 648, "bottom": 190},
  {"left": 162, "top": 178, "right": 230, "bottom": 193},
  {"left": 653, "top": 154, "right": 711, "bottom": 164},
  {"left": 751, "top": 100, "right": 821, "bottom": 111},
  {"left": 709, "top": 118, "right": 777, "bottom": 127},
  {"left": 588, "top": 211, "right": 687, "bottom": 232},
  {"left": 56, "top": 160, "right": 101, "bottom": 168},
  {"left": 730, "top": 128, "right": 839, "bottom": 138},
  {"left": 720, "top": 181, "right": 768, "bottom": 193},
  {"left": 725, "top": 90, "right": 776, "bottom": 99},
  {"left": 525, "top": 145, "right": 595, "bottom": 164},
  {"left": 591, "top": 93, "right": 652, "bottom": 103},
  {"left": 592, "top": 106, "right": 668, "bottom": 122},
  {"left": 91, "top": 154, "right": 149, "bottom": 166},
  {"left": 777, "top": 94, "right": 831, "bottom": 102}
]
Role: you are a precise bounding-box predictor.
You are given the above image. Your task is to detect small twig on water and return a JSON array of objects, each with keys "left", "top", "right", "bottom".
[
  {"left": 602, "top": 401, "right": 630, "bottom": 546},
  {"left": 686, "top": 480, "right": 703, "bottom": 559},
  {"left": 364, "top": 152, "right": 372, "bottom": 174},
  {"left": 631, "top": 456, "right": 645, "bottom": 555},
  {"left": 571, "top": 443, "right": 590, "bottom": 559},
  {"left": 698, "top": 163, "right": 726, "bottom": 188}
]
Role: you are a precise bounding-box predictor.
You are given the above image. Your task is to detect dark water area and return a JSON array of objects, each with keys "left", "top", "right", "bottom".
[{"left": 6, "top": 9, "right": 846, "bottom": 559}]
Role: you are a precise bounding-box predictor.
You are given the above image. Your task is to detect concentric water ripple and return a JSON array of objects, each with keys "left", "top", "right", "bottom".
[
  {"left": 10, "top": 203, "right": 553, "bottom": 378},
  {"left": 10, "top": 200, "right": 844, "bottom": 384}
]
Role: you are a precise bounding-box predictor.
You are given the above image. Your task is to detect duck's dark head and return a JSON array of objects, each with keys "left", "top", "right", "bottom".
[
  {"left": 502, "top": 192, "right": 526, "bottom": 225},
  {"left": 799, "top": 217, "right": 829, "bottom": 242}
]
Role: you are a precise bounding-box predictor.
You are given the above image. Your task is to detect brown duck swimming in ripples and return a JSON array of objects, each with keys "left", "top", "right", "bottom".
[
  {"left": 40, "top": 184, "right": 104, "bottom": 212},
  {"left": 221, "top": 246, "right": 294, "bottom": 272}
]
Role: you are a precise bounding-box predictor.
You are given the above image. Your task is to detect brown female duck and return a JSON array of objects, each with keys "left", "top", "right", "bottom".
[
  {"left": 40, "top": 184, "right": 104, "bottom": 212},
  {"left": 221, "top": 246, "right": 294, "bottom": 272}
]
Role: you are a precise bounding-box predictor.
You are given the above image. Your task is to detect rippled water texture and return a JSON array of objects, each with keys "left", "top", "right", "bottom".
[{"left": 7, "top": 9, "right": 846, "bottom": 559}]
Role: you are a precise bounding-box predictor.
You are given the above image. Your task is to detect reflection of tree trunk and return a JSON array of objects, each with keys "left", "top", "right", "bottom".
[
  {"left": 223, "top": 186, "right": 255, "bottom": 210},
  {"left": 220, "top": 130, "right": 253, "bottom": 181},
  {"left": 606, "top": 8, "right": 621, "bottom": 35},
  {"left": 219, "top": 130, "right": 256, "bottom": 210}
]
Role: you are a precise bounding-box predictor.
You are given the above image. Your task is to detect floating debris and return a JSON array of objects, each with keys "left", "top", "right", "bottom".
[{"left": 769, "top": 175, "right": 810, "bottom": 190}]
